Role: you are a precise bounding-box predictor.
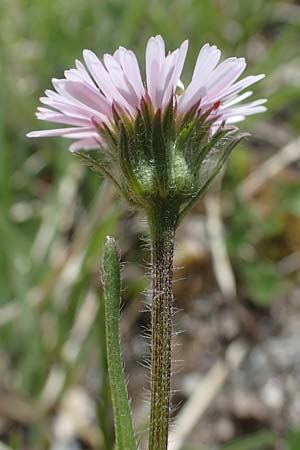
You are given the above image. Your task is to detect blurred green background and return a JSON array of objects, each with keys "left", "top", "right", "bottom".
[{"left": 1, "top": 0, "right": 300, "bottom": 449}]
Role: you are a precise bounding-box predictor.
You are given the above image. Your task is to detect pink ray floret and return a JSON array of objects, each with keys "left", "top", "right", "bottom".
[{"left": 27, "top": 36, "right": 266, "bottom": 152}]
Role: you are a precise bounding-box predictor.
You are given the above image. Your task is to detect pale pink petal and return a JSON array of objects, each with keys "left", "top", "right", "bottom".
[
  {"left": 51, "top": 78, "right": 110, "bottom": 114},
  {"left": 228, "top": 105, "right": 267, "bottom": 117},
  {"left": 116, "top": 48, "right": 145, "bottom": 97},
  {"left": 40, "top": 96, "right": 107, "bottom": 123},
  {"left": 225, "top": 98, "right": 267, "bottom": 112},
  {"left": 37, "top": 106, "right": 55, "bottom": 114},
  {"left": 224, "top": 106, "right": 266, "bottom": 120},
  {"left": 75, "top": 59, "right": 96, "bottom": 86},
  {"left": 192, "top": 43, "right": 221, "bottom": 83},
  {"left": 178, "top": 43, "right": 220, "bottom": 111},
  {"left": 104, "top": 53, "right": 123, "bottom": 73},
  {"left": 223, "top": 115, "right": 245, "bottom": 124},
  {"left": 220, "top": 99, "right": 267, "bottom": 121},
  {"left": 62, "top": 130, "right": 99, "bottom": 139},
  {"left": 83, "top": 50, "right": 134, "bottom": 111},
  {"left": 178, "top": 86, "right": 207, "bottom": 112},
  {"left": 220, "top": 91, "right": 253, "bottom": 108},
  {"left": 64, "top": 68, "right": 85, "bottom": 83},
  {"left": 160, "top": 41, "right": 189, "bottom": 107},
  {"left": 27, "top": 126, "right": 93, "bottom": 138},
  {"left": 103, "top": 53, "right": 140, "bottom": 107},
  {"left": 36, "top": 111, "right": 92, "bottom": 127},
  {"left": 146, "top": 37, "right": 159, "bottom": 105},
  {"left": 28, "top": 37, "right": 266, "bottom": 149},
  {"left": 146, "top": 35, "right": 166, "bottom": 108},
  {"left": 146, "top": 37, "right": 188, "bottom": 110},
  {"left": 64, "top": 68, "right": 96, "bottom": 90},
  {"left": 172, "top": 40, "right": 189, "bottom": 90},
  {"left": 201, "top": 58, "right": 247, "bottom": 106},
  {"left": 60, "top": 80, "right": 112, "bottom": 115},
  {"left": 69, "top": 137, "right": 101, "bottom": 152},
  {"left": 156, "top": 35, "right": 166, "bottom": 57},
  {"left": 156, "top": 50, "right": 177, "bottom": 107},
  {"left": 221, "top": 74, "right": 265, "bottom": 100}
]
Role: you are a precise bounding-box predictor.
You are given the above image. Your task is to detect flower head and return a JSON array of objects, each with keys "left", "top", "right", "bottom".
[{"left": 27, "top": 36, "right": 266, "bottom": 221}]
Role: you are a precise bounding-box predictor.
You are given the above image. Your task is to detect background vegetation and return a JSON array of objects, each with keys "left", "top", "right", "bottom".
[{"left": 0, "top": 0, "right": 300, "bottom": 449}]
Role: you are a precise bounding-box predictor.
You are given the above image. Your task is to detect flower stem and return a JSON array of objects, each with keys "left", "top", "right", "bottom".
[{"left": 148, "top": 210, "right": 176, "bottom": 450}]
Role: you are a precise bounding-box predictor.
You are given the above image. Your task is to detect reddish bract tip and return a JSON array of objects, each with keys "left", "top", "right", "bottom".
[{"left": 213, "top": 100, "right": 221, "bottom": 110}]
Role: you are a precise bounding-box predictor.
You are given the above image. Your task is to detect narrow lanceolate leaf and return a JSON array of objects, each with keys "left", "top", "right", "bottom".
[{"left": 102, "top": 237, "right": 138, "bottom": 450}]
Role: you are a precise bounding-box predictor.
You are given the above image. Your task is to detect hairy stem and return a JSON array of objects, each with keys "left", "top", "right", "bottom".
[{"left": 148, "top": 210, "right": 176, "bottom": 450}]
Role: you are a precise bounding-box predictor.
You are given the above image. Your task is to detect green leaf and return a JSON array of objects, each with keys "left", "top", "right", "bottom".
[{"left": 102, "top": 237, "right": 138, "bottom": 450}]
